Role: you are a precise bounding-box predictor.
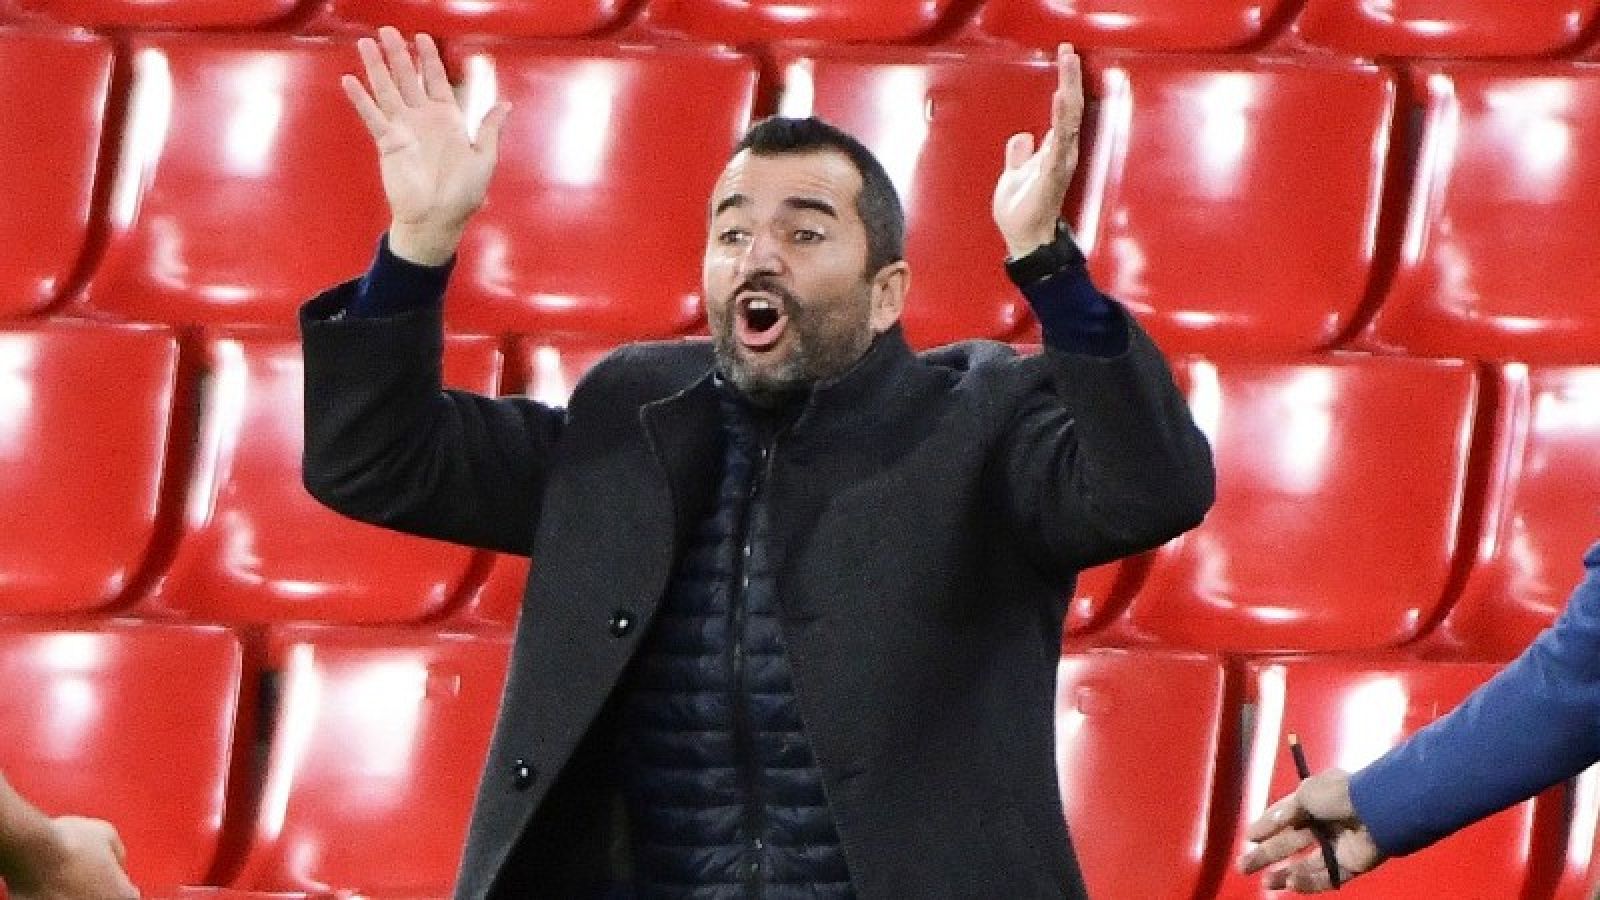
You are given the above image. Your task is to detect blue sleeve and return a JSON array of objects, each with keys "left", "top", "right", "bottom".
[
  {"left": 1348, "top": 540, "right": 1600, "bottom": 856},
  {"left": 1017, "top": 264, "right": 1128, "bottom": 358},
  {"left": 347, "top": 233, "right": 455, "bottom": 318}
]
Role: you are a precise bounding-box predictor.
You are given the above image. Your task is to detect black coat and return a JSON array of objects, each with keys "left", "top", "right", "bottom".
[{"left": 300, "top": 284, "right": 1215, "bottom": 900}]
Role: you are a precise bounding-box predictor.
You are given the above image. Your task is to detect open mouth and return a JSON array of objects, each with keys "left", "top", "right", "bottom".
[{"left": 735, "top": 292, "right": 789, "bottom": 351}]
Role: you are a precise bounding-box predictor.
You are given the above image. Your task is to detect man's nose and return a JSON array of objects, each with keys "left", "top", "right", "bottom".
[{"left": 736, "top": 233, "right": 786, "bottom": 280}]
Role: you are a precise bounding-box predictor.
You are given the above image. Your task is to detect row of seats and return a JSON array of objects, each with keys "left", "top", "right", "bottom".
[
  {"left": 4, "top": 622, "right": 1599, "bottom": 899},
  {"left": 5, "top": 0, "right": 1600, "bottom": 58},
  {"left": 6, "top": 30, "right": 1600, "bottom": 359},
  {"left": 2, "top": 320, "right": 1596, "bottom": 659}
]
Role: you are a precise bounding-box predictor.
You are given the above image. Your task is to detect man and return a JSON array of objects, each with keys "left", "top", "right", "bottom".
[
  {"left": 1241, "top": 540, "right": 1600, "bottom": 894},
  {"left": 305, "top": 27, "right": 1213, "bottom": 899},
  {"left": 0, "top": 772, "right": 139, "bottom": 900}
]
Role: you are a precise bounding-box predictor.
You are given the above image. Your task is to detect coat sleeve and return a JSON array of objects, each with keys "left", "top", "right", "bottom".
[
  {"left": 1348, "top": 540, "right": 1600, "bottom": 857},
  {"left": 992, "top": 302, "right": 1214, "bottom": 580},
  {"left": 299, "top": 280, "right": 565, "bottom": 556}
]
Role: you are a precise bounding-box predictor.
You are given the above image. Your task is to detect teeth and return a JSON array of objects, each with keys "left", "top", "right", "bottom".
[{"left": 745, "top": 296, "right": 775, "bottom": 312}]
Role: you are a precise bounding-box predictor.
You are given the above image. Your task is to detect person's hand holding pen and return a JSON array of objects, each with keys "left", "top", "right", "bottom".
[{"left": 1239, "top": 752, "right": 1387, "bottom": 892}]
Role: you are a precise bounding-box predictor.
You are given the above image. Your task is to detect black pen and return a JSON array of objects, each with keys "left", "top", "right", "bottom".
[{"left": 1288, "top": 732, "right": 1342, "bottom": 889}]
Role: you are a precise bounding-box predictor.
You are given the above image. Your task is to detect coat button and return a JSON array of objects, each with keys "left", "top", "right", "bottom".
[
  {"left": 608, "top": 610, "right": 635, "bottom": 637},
  {"left": 512, "top": 759, "right": 537, "bottom": 791}
]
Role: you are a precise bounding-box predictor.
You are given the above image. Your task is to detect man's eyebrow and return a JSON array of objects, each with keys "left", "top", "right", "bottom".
[
  {"left": 784, "top": 197, "right": 838, "bottom": 219},
  {"left": 713, "top": 193, "right": 748, "bottom": 217}
]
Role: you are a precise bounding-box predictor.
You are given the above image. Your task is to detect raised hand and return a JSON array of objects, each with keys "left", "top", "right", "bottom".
[
  {"left": 992, "top": 43, "right": 1084, "bottom": 259},
  {"left": 1239, "top": 768, "right": 1387, "bottom": 892},
  {"left": 342, "top": 27, "right": 511, "bottom": 265},
  {"left": 7, "top": 815, "right": 140, "bottom": 900}
]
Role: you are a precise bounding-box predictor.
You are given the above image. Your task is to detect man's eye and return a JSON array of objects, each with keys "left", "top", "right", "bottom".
[
  {"left": 793, "top": 229, "right": 824, "bottom": 243},
  {"left": 718, "top": 229, "right": 749, "bottom": 245}
]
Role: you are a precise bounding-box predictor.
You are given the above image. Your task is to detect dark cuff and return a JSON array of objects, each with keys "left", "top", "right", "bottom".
[
  {"left": 349, "top": 232, "right": 456, "bottom": 318},
  {"left": 1006, "top": 223, "right": 1126, "bottom": 357}
]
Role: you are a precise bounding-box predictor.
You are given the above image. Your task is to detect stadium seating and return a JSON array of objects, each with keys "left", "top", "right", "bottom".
[
  {"left": 1112, "top": 356, "right": 1480, "bottom": 653},
  {"left": 1212, "top": 656, "right": 1566, "bottom": 899},
  {"left": 15, "top": 0, "right": 302, "bottom": 28},
  {"left": 438, "top": 40, "right": 757, "bottom": 338},
  {"left": 0, "top": 322, "right": 179, "bottom": 615},
  {"left": 73, "top": 35, "right": 390, "bottom": 328},
  {"left": 1421, "top": 364, "right": 1600, "bottom": 660},
  {"left": 1077, "top": 54, "right": 1397, "bottom": 356},
  {"left": 0, "top": 623, "right": 247, "bottom": 893},
  {"left": 972, "top": 0, "right": 1295, "bottom": 52},
  {"left": 1357, "top": 63, "right": 1600, "bottom": 362},
  {"left": 1055, "top": 650, "right": 1231, "bottom": 900},
  {"left": 227, "top": 628, "right": 511, "bottom": 896},
  {"left": 633, "top": 0, "right": 965, "bottom": 43},
  {"left": 1285, "top": 0, "right": 1599, "bottom": 58},
  {"left": 0, "top": 29, "right": 111, "bottom": 320},
  {"left": 313, "top": 0, "right": 630, "bottom": 38},
  {"left": 770, "top": 45, "right": 1059, "bottom": 347},
  {"left": 137, "top": 332, "right": 502, "bottom": 624}
]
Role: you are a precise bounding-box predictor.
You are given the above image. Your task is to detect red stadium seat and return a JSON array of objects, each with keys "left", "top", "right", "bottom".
[
  {"left": 228, "top": 628, "right": 511, "bottom": 896},
  {"left": 1055, "top": 650, "right": 1230, "bottom": 900},
  {"left": 0, "top": 322, "right": 179, "bottom": 615},
  {"left": 0, "top": 30, "right": 110, "bottom": 320},
  {"left": 771, "top": 46, "right": 1059, "bottom": 347},
  {"left": 1114, "top": 356, "right": 1479, "bottom": 653},
  {"left": 314, "top": 0, "right": 630, "bottom": 38},
  {"left": 139, "top": 333, "right": 502, "bottom": 625},
  {"left": 451, "top": 336, "right": 615, "bottom": 628},
  {"left": 1286, "top": 0, "right": 1598, "bottom": 58},
  {"left": 1423, "top": 365, "right": 1600, "bottom": 660},
  {"left": 633, "top": 0, "right": 965, "bottom": 43},
  {"left": 74, "top": 35, "right": 389, "bottom": 328},
  {"left": 1213, "top": 657, "right": 1564, "bottom": 900},
  {"left": 16, "top": 0, "right": 300, "bottom": 28},
  {"left": 1078, "top": 54, "right": 1397, "bottom": 356},
  {"left": 1554, "top": 763, "right": 1600, "bottom": 900},
  {"left": 972, "top": 0, "right": 1296, "bottom": 52},
  {"left": 1357, "top": 64, "right": 1600, "bottom": 362},
  {"left": 0, "top": 623, "right": 247, "bottom": 893},
  {"left": 438, "top": 41, "right": 756, "bottom": 339}
]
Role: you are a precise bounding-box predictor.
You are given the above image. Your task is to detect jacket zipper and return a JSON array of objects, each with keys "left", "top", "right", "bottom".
[{"left": 731, "top": 439, "right": 775, "bottom": 898}]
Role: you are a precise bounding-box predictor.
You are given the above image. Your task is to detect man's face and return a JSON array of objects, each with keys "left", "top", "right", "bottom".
[{"left": 703, "top": 149, "right": 900, "bottom": 403}]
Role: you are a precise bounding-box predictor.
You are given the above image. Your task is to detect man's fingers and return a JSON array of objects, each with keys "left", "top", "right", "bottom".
[
  {"left": 341, "top": 74, "right": 388, "bottom": 138},
  {"left": 356, "top": 36, "right": 404, "bottom": 114},
  {"left": 416, "top": 33, "right": 453, "bottom": 103},
  {"left": 1004, "top": 132, "right": 1035, "bottom": 171},
  {"left": 1247, "top": 791, "right": 1309, "bottom": 842},
  {"left": 378, "top": 26, "right": 425, "bottom": 107},
  {"left": 1240, "top": 825, "right": 1317, "bottom": 874},
  {"left": 475, "top": 101, "right": 512, "bottom": 162},
  {"left": 1052, "top": 43, "right": 1084, "bottom": 139}
]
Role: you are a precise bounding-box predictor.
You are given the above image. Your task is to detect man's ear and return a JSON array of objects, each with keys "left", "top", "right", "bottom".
[{"left": 869, "top": 260, "right": 910, "bottom": 332}]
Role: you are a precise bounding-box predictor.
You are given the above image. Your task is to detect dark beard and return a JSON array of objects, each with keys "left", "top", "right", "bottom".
[{"left": 713, "top": 277, "right": 873, "bottom": 406}]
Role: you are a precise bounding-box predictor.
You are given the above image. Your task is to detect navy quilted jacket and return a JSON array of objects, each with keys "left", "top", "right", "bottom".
[{"left": 617, "top": 387, "right": 854, "bottom": 898}]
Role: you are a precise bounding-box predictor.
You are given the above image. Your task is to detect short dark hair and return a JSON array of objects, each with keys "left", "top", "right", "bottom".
[{"left": 734, "top": 116, "right": 906, "bottom": 276}]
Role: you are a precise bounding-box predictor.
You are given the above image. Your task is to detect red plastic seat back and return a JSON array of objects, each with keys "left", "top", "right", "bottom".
[
  {"left": 1360, "top": 64, "right": 1600, "bottom": 361},
  {"left": 1080, "top": 55, "right": 1397, "bottom": 355},
  {"left": 1287, "top": 0, "right": 1598, "bottom": 58},
  {"left": 0, "top": 323, "right": 179, "bottom": 614},
  {"left": 1119, "top": 356, "right": 1479, "bottom": 652},
  {"left": 0, "top": 30, "right": 110, "bottom": 319},
  {"left": 1056, "top": 650, "right": 1230, "bottom": 900},
  {"left": 17, "top": 0, "right": 300, "bottom": 27},
  {"left": 1429, "top": 365, "right": 1600, "bottom": 659},
  {"left": 144, "top": 333, "right": 502, "bottom": 624},
  {"left": 635, "top": 0, "right": 965, "bottom": 43},
  {"left": 77, "top": 35, "right": 389, "bottom": 327},
  {"left": 0, "top": 623, "right": 246, "bottom": 893},
  {"left": 317, "top": 0, "right": 630, "bottom": 38},
  {"left": 441, "top": 42, "right": 757, "bottom": 339},
  {"left": 230, "top": 628, "right": 512, "bottom": 896},
  {"left": 974, "top": 0, "right": 1296, "bottom": 52}
]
